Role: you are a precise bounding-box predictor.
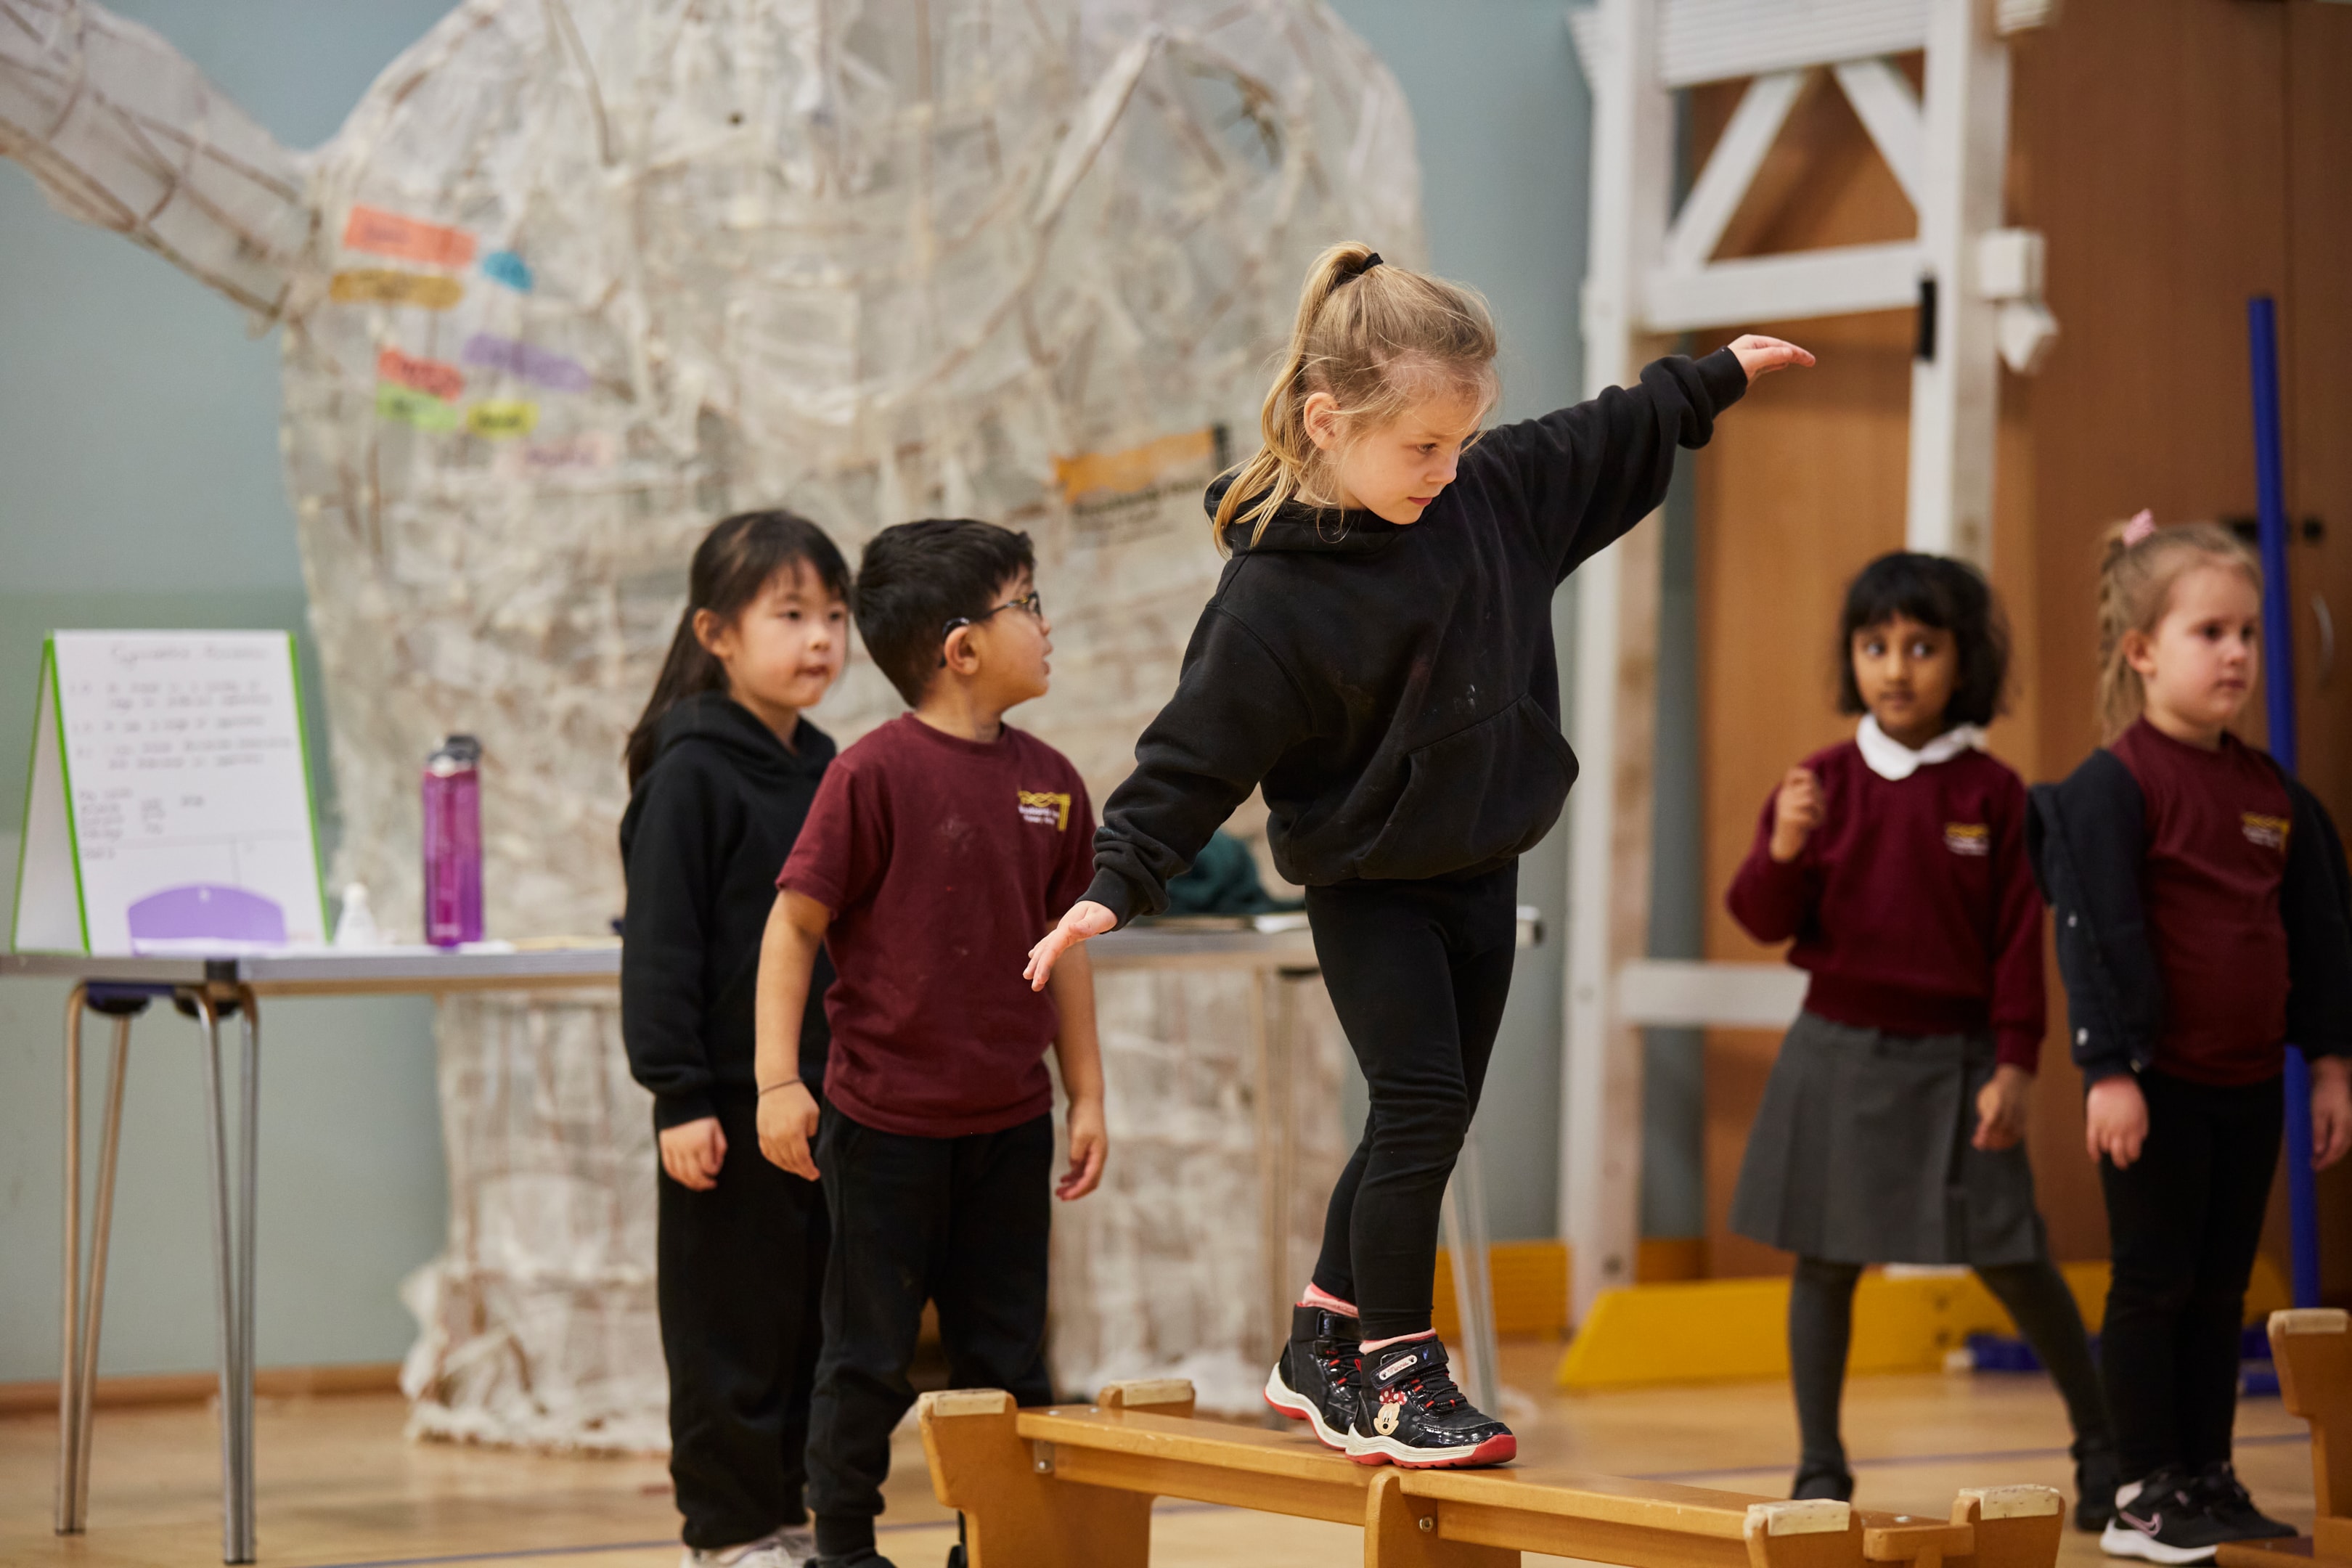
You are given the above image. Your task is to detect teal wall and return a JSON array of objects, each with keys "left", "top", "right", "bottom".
[{"left": 0, "top": 0, "right": 1705, "bottom": 1381}]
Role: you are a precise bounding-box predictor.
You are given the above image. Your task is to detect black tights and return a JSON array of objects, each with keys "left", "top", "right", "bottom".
[
  {"left": 1305, "top": 865, "right": 1519, "bottom": 1341},
  {"left": 1790, "top": 1253, "right": 2111, "bottom": 1485}
]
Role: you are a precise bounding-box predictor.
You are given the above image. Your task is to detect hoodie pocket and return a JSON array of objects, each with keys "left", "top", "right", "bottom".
[{"left": 1355, "top": 695, "right": 1579, "bottom": 881}]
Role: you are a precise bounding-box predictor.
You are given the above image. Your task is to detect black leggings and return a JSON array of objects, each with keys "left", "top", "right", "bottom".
[
  {"left": 2099, "top": 1070, "right": 2282, "bottom": 1479},
  {"left": 1789, "top": 1252, "right": 2110, "bottom": 1482},
  {"left": 1306, "top": 864, "right": 1519, "bottom": 1340}
]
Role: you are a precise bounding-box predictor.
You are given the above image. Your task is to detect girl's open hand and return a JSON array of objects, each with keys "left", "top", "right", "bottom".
[
  {"left": 1769, "top": 767, "right": 1824, "bottom": 862},
  {"left": 1972, "top": 1063, "right": 2033, "bottom": 1151},
  {"left": 2086, "top": 1074, "right": 2149, "bottom": 1169},
  {"left": 756, "top": 1081, "right": 821, "bottom": 1181},
  {"left": 1728, "top": 335, "right": 1816, "bottom": 383},
  {"left": 658, "top": 1116, "right": 727, "bottom": 1191},
  {"left": 1026, "top": 899, "right": 1116, "bottom": 991},
  {"left": 2312, "top": 1055, "right": 2352, "bottom": 1170}
]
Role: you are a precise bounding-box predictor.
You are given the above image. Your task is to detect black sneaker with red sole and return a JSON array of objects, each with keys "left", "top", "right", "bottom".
[
  {"left": 1347, "top": 1336, "right": 1515, "bottom": 1469},
  {"left": 1263, "top": 1304, "right": 1360, "bottom": 1451}
]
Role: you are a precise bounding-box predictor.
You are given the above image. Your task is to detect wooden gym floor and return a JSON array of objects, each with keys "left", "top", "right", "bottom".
[{"left": 0, "top": 1338, "right": 2316, "bottom": 1568}]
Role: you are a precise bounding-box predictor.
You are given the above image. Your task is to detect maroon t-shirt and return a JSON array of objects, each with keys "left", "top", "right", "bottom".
[
  {"left": 778, "top": 715, "right": 1096, "bottom": 1137},
  {"left": 1727, "top": 740, "right": 2046, "bottom": 1068},
  {"left": 2109, "top": 719, "right": 2294, "bottom": 1085}
]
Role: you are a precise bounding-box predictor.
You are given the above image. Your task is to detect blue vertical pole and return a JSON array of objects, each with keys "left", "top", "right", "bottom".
[{"left": 2248, "top": 295, "right": 2320, "bottom": 1310}]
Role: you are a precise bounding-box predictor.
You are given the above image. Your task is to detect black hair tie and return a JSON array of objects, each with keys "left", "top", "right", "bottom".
[{"left": 1347, "top": 252, "right": 1384, "bottom": 279}]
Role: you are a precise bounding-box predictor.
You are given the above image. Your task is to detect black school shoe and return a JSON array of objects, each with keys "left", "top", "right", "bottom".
[
  {"left": 2099, "top": 1467, "right": 2237, "bottom": 1564},
  {"left": 1263, "top": 1304, "right": 1361, "bottom": 1451},
  {"left": 2190, "top": 1462, "right": 2297, "bottom": 1540},
  {"left": 1347, "top": 1336, "right": 1516, "bottom": 1469}
]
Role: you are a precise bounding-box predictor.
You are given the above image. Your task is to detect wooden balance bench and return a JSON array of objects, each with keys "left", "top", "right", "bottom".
[
  {"left": 918, "top": 1379, "right": 2066, "bottom": 1568},
  {"left": 2220, "top": 1308, "right": 2352, "bottom": 1568}
]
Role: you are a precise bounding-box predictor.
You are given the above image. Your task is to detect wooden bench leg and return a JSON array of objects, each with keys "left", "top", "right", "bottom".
[
  {"left": 917, "top": 1389, "right": 1154, "bottom": 1568},
  {"left": 1949, "top": 1487, "right": 2065, "bottom": 1568},
  {"left": 1742, "top": 1500, "right": 1867, "bottom": 1568},
  {"left": 1364, "top": 1469, "right": 1519, "bottom": 1567}
]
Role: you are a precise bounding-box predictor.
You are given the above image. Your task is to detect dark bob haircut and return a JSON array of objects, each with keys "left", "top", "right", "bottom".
[
  {"left": 1836, "top": 551, "right": 2010, "bottom": 727},
  {"left": 855, "top": 518, "right": 1036, "bottom": 707}
]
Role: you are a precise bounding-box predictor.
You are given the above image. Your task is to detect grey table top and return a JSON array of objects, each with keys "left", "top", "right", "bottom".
[{"left": 1, "top": 907, "right": 1535, "bottom": 995}]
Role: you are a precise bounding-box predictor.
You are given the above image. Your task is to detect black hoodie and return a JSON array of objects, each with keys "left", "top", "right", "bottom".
[
  {"left": 620, "top": 693, "right": 836, "bottom": 1129},
  {"left": 1082, "top": 348, "right": 1749, "bottom": 923}
]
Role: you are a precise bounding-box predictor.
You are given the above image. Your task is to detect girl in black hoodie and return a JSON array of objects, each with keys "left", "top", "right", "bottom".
[
  {"left": 1024, "top": 242, "right": 1810, "bottom": 1468},
  {"left": 621, "top": 510, "right": 853, "bottom": 1568}
]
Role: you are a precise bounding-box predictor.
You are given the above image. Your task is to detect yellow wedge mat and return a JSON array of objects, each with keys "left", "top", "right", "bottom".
[{"left": 1557, "top": 1255, "right": 2291, "bottom": 1389}]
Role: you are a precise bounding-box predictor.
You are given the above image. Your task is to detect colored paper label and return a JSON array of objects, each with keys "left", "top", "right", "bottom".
[
  {"left": 466, "top": 400, "right": 539, "bottom": 438},
  {"left": 342, "top": 204, "right": 477, "bottom": 269},
  {"left": 331, "top": 269, "right": 463, "bottom": 309},
  {"left": 375, "top": 346, "right": 465, "bottom": 402},
  {"left": 494, "top": 432, "right": 617, "bottom": 477},
  {"left": 481, "top": 250, "right": 534, "bottom": 293},
  {"left": 462, "top": 332, "right": 590, "bottom": 393},
  {"left": 377, "top": 383, "right": 459, "bottom": 431},
  {"left": 1053, "top": 427, "right": 1218, "bottom": 505}
]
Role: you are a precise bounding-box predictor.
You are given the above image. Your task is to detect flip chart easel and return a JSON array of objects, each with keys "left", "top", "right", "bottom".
[{"left": 11, "top": 631, "right": 327, "bottom": 955}]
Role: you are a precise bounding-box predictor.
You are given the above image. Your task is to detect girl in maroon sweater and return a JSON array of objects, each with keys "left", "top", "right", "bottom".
[
  {"left": 2033, "top": 520, "right": 2352, "bottom": 1565},
  {"left": 1728, "top": 553, "right": 2113, "bottom": 1516}
]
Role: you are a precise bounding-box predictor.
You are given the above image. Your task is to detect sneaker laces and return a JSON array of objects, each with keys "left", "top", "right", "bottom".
[{"left": 1396, "top": 1362, "right": 1468, "bottom": 1417}]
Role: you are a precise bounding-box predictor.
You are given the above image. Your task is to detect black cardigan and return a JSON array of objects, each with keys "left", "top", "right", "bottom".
[
  {"left": 1083, "top": 348, "right": 1749, "bottom": 923},
  {"left": 618, "top": 695, "right": 836, "bottom": 1128},
  {"left": 2027, "top": 746, "right": 2352, "bottom": 1085}
]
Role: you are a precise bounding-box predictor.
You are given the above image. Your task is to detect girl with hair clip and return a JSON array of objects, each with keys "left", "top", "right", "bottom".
[
  {"left": 1725, "top": 552, "right": 2115, "bottom": 1519},
  {"left": 620, "top": 510, "right": 854, "bottom": 1568},
  {"left": 1023, "top": 241, "right": 1810, "bottom": 1468},
  {"left": 2032, "top": 515, "right": 2352, "bottom": 1565}
]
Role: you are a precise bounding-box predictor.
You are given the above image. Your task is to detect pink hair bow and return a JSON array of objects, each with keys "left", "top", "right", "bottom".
[{"left": 2121, "top": 509, "right": 2157, "bottom": 546}]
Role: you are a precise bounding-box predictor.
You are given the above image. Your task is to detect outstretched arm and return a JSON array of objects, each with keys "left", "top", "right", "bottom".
[
  {"left": 0, "top": 0, "right": 309, "bottom": 319},
  {"left": 1479, "top": 336, "right": 1812, "bottom": 580}
]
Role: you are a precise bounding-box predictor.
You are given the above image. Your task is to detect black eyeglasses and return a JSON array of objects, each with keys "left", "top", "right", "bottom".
[{"left": 941, "top": 589, "right": 1043, "bottom": 640}]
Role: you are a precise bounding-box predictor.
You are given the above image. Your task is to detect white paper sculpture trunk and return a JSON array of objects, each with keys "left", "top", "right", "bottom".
[{"left": 2, "top": 0, "right": 1420, "bottom": 1445}]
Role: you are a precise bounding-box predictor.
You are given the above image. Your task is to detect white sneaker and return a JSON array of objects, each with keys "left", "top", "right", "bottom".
[{"left": 680, "top": 1528, "right": 813, "bottom": 1568}]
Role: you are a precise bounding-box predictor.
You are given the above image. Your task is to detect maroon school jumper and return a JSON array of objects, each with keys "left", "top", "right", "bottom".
[
  {"left": 2107, "top": 719, "right": 2294, "bottom": 1086},
  {"left": 777, "top": 715, "right": 1096, "bottom": 1137},
  {"left": 1728, "top": 738, "right": 2045, "bottom": 1068}
]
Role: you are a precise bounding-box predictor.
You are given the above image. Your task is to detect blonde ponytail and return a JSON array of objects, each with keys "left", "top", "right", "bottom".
[
  {"left": 1214, "top": 242, "right": 1498, "bottom": 550},
  {"left": 2093, "top": 518, "right": 2262, "bottom": 739}
]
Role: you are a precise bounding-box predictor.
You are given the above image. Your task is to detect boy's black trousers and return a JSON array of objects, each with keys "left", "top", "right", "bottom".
[
  {"left": 2098, "top": 1069, "right": 2283, "bottom": 1481},
  {"left": 806, "top": 1106, "right": 1055, "bottom": 1559},
  {"left": 1305, "top": 862, "right": 1519, "bottom": 1341},
  {"left": 658, "top": 1090, "right": 829, "bottom": 1550}
]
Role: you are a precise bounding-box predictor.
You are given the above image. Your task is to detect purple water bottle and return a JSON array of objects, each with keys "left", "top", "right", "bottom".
[{"left": 422, "top": 735, "right": 483, "bottom": 947}]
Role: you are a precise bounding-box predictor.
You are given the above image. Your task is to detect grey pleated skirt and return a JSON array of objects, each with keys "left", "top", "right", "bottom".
[{"left": 1728, "top": 1010, "right": 2046, "bottom": 1267}]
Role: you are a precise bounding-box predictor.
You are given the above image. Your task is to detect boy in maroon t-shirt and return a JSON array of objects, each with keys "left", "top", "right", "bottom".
[{"left": 752, "top": 520, "right": 1106, "bottom": 1568}]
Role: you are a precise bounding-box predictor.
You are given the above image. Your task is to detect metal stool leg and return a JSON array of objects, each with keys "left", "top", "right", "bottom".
[{"left": 57, "top": 986, "right": 85, "bottom": 1535}]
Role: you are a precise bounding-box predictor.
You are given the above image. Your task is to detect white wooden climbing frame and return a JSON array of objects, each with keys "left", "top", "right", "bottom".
[{"left": 1559, "top": 0, "right": 2058, "bottom": 1322}]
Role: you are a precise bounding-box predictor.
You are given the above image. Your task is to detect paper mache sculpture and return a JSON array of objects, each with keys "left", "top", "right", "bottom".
[{"left": 1, "top": 0, "right": 1416, "bottom": 1442}]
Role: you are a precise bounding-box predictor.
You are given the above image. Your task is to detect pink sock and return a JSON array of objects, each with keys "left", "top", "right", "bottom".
[
  {"left": 1359, "top": 1328, "right": 1437, "bottom": 1352},
  {"left": 1298, "top": 1283, "right": 1357, "bottom": 1316}
]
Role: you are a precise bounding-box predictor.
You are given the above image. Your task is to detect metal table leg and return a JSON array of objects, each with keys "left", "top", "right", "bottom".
[
  {"left": 57, "top": 987, "right": 84, "bottom": 1535},
  {"left": 188, "top": 987, "right": 258, "bottom": 1564},
  {"left": 58, "top": 987, "right": 137, "bottom": 1538}
]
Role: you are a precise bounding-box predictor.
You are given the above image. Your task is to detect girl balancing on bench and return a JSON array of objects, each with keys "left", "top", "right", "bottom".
[{"left": 1024, "top": 240, "right": 1808, "bottom": 1469}]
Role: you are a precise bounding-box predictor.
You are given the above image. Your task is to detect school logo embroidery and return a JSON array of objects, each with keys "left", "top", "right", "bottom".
[
  {"left": 1943, "top": 822, "right": 1990, "bottom": 857},
  {"left": 2242, "top": 812, "right": 2290, "bottom": 851},
  {"left": 1018, "top": 790, "right": 1071, "bottom": 831}
]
